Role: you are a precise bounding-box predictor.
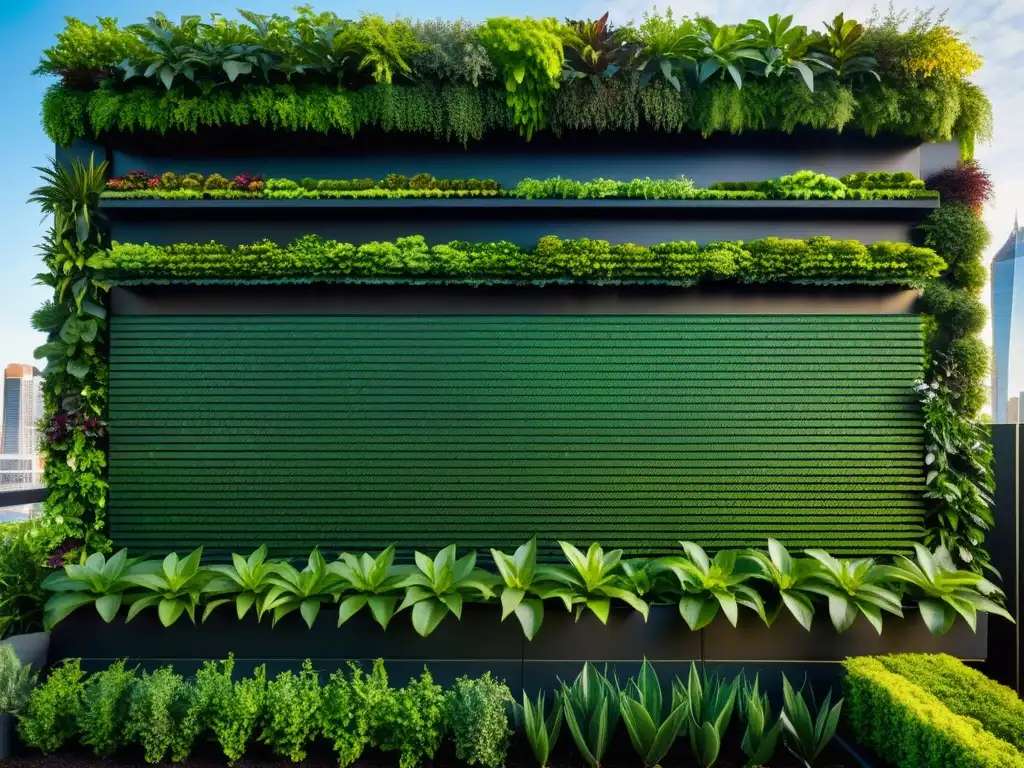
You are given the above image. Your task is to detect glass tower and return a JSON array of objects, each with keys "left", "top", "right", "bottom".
[{"left": 992, "top": 214, "right": 1024, "bottom": 424}]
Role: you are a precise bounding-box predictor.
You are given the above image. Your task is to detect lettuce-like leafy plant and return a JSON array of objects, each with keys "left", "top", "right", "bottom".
[
  {"left": 202, "top": 544, "right": 283, "bottom": 622},
  {"left": 396, "top": 545, "right": 499, "bottom": 636},
  {"left": 41, "top": 548, "right": 159, "bottom": 628},
  {"left": 490, "top": 538, "right": 551, "bottom": 640},
  {"left": 803, "top": 551, "right": 903, "bottom": 633},
  {"left": 746, "top": 539, "right": 821, "bottom": 630},
  {"left": 882, "top": 544, "right": 1012, "bottom": 635},
  {"left": 660, "top": 542, "right": 765, "bottom": 630},
  {"left": 538, "top": 542, "right": 648, "bottom": 623},
  {"left": 263, "top": 549, "right": 345, "bottom": 628},
  {"left": 123, "top": 547, "right": 213, "bottom": 627},
  {"left": 330, "top": 545, "right": 410, "bottom": 630}
]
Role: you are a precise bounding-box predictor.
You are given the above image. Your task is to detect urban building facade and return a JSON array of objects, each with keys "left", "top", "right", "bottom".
[
  {"left": 992, "top": 215, "right": 1024, "bottom": 424},
  {"left": 0, "top": 363, "right": 43, "bottom": 456}
]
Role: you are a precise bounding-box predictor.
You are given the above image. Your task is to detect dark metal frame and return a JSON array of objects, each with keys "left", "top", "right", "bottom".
[{"left": 0, "top": 487, "right": 47, "bottom": 508}]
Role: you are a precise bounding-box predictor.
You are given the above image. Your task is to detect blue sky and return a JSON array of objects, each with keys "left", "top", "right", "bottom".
[{"left": 2, "top": 1, "right": 1022, "bottom": 384}]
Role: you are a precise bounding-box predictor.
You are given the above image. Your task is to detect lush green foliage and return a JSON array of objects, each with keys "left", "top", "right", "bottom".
[
  {"left": 0, "top": 644, "right": 36, "bottom": 715},
  {"left": 18, "top": 659, "right": 85, "bottom": 753},
  {"left": 107, "top": 234, "right": 945, "bottom": 286},
  {"left": 445, "top": 673, "right": 513, "bottom": 768},
  {"left": 779, "top": 674, "right": 842, "bottom": 766},
  {"left": 514, "top": 690, "right": 563, "bottom": 768},
  {"left": 125, "top": 666, "right": 200, "bottom": 763},
  {"left": 677, "top": 665, "right": 738, "bottom": 768},
  {"left": 372, "top": 668, "right": 447, "bottom": 768},
  {"left": 194, "top": 656, "right": 266, "bottom": 764},
  {"left": 560, "top": 662, "right": 620, "bottom": 768},
  {"left": 36, "top": 9, "right": 988, "bottom": 151},
  {"left": 876, "top": 654, "right": 1024, "bottom": 753},
  {"left": 618, "top": 659, "right": 688, "bottom": 767},
  {"left": 259, "top": 660, "right": 322, "bottom": 761},
  {"left": 30, "top": 156, "right": 112, "bottom": 558},
  {"left": 739, "top": 676, "right": 781, "bottom": 767},
  {"left": 0, "top": 521, "right": 48, "bottom": 638},
  {"left": 843, "top": 656, "right": 1024, "bottom": 767},
  {"left": 41, "top": 539, "right": 1011, "bottom": 636},
  {"left": 322, "top": 660, "right": 389, "bottom": 768},
  {"left": 40, "top": 548, "right": 159, "bottom": 629},
  {"left": 77, "top": 659, "right": 136, "bottom": 756}
]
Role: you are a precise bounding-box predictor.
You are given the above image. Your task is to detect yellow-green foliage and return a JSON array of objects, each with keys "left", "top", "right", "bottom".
[
  {"left": 876, "top": 655, "right": 1024, "bottom": 753},
  {"left": 843, "top": 657, "right": 1024, "bottom": 768},
  {"left": 476, "top": 18, "right": 565, "bottom": 139}
]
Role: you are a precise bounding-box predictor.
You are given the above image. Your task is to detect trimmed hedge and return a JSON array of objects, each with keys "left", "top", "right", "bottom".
[
  {"left": 843, "top": 657, "right": 1024, "bottom": 768},
  {"left": 876, "top": 654, "right": 1024, "bottom": 753},
  {"left": 107, "top": 235, "right": 946, "bottom": 285}
]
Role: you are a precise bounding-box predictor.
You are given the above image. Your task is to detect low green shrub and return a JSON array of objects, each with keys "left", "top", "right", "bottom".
[
  {"left": 78, "top": 660, "right": 136, "bottom": 756},
  {"left": 322, "top": 660, "right": 390, "bottom": 768},
  {"left": 0, "top": 644, "right": 36, "bottom": 716},
  {"left": 876, "top": 654, "right": 1024, "bottom": 753},
  {"left": 107, "top": 234, "right": 946, "bottom": 285},
  {"left": 259, "top": 660, "right": 323, "bottom": 762},
  {"left": 18, "top": 659, "right": 85, "bottom": 753},
  {"left": 843, "top": 657, "right": 1024, "bottom": 768},
  {"left": 445, "top": 673, "right": 513, "bottom": 768},
  {"left": 0, "top": 520, "right": 48, "bottom": 639},
  {"left": 196, "top": 657, "right": 266, "bottom": 765},
  {"left": 373, "top": 668, "right": 447, "bottom": 768},
  {"left": 125, "top": 666, "right": 201, "bottom": 764}
]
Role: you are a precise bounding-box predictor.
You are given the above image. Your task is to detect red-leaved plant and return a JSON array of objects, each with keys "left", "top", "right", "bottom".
[{"left": 926, "top": 160, "right": 993, "bottom": 214}]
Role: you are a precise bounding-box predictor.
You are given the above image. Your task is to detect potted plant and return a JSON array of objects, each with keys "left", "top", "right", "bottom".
[
  {"left": 0, "top": 522, "right": 49, "bottom": 670},
  {"left": 0, "top": 643, "right": 36, "bottom": 757}
]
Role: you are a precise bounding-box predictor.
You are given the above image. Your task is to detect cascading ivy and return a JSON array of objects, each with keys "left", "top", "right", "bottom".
[{"left": 29, "top": 156, "right": 113, "bottom": 561}]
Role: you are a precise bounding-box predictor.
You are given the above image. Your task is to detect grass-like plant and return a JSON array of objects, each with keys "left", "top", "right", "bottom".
[
  {"left": 618, "top": 659, "right": 689, "bottom": 768},
  {"left": 779, "top": 675, "right": 842, "bottom": 767},
  {"left": 560, "top": 663, "right": 620, "bottom": 768}
]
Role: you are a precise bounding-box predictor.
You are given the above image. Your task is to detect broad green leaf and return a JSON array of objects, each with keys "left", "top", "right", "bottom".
[
  {"left": 691, "top": 720, "right": 720, "bottom": 768},
  {"left": 781, "top": 591, "right": 815, "bottom": 631},
  {"left": 620, "top": 696, "right": 657, "bottom": 757},
  {"left": 43, "top": 592, "right": 95, "bottom": 629},
  {"left": 679, "top": 596, "right": 718, "bottom": 630},
  {"left": 158, "top": 598, "right": 187, "bottom": 627},
  {"left": 501, "top": 587, "right": 525, "bottom": 619},
  {"left": 585, "top": 597, "right": 610, "bottom": 624},
  {"left": 94, "top": 593, "right": 122, "bottom": 623},
  {"left": 236, "top": 592, "right": 256, "bottom": 619},
  {"left": 337, "top": 594, "right": 368, "bottom": 626},
  {"left": 411, "top": 598, "right": 449, "bottom": 636},
  {"left": 299, "top": 597, "right": 320, "bottom": 628},
  {"left": 368, "top": 595, "right": 399, "bottom": 629},
  {"left": 514, "top": 599, "right": 544, "bottom": 640}
]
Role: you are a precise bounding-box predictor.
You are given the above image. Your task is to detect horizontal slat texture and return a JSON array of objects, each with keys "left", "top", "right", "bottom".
[{"left": 108, "top": 314, "right": 925, "bottom": 558}]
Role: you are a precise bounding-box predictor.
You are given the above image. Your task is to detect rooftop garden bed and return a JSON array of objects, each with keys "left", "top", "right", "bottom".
[{"left": 38, "top": 9, "right": 990, "bottom": 154}]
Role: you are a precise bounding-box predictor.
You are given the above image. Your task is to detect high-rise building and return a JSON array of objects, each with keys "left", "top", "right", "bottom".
[
  {"left": 992, "top": 214, "right": 1024, "bottom": 423},
  {"left": 1, "top": 363, "right": 43, "bottom": 455},
  {"left": 1010, "top": 396, "right": 1020, "bottom": 424}
]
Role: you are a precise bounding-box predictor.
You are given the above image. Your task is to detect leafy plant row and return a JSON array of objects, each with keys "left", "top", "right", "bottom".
[
  {"left": 105, "top": 234, "right": 946, "bottom": 284},
  {"left": 42, "top": 538, "right": 1012, "bottom": 639},
  {"left": 13, "top": 652, "right": 843, "bottom": 768},
  {"left": 843, "top": 656, "right": 1024, "bottom": 767},
  {"left": 37, "top": 9, "right": 990, "bottom": 150},
  {"left": 100, "top": 169, "right": 938, "bottom": 202}
]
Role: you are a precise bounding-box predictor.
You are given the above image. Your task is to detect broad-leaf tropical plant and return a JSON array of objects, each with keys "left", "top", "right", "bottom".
[
  {"left": 618, "top": 659, "right": 689, "bottom": 768},
  {"left": 514, "top": 690, "right": 563, "bottom": 768},
  {"left": 803, "top": 550, "right": 903, "bottom": 633},
  {"left": 746, "top": 539, "right": 821, "bottom": 630},
  {"left": 814, "top": 13, "right": 879, "bottom": 80},
  {"left": 262, "top": 548, "right": 345, "bottom": 628},
  {"left": 123, "top": 547, "right": 214, "bottom": 627},
  {"left": 691, "top": 18, "right": 766, "bottom": 89},
  {"left": 490, "top": 538, "right": 548, "bottom": 640},
  {"left": 660, "top": 542, "right": 765, "bottom": 630},
  {"left": 675, "top": 664, "right": 738, "bottom": 768},
  {"left": 779, "top": 675, "right": 842, "bottom": 767},
  {"left": 40, "top": 548, "right": 159, "bottom": 629},
  {"left": 202, "top": 545, "right": 283, "bottom": 622},
  {"left": 743, "top": 14, "right": 829, "bottom": 91},
  {"left": 396, "top": 545, "right": 498, "bottom": 637},
  {"left": 560, "top": 663, "right": 620, "bottom": 768},
  {"left": 881, "top": 543, "right": 1012, "bottom": 635},
  {"left": 539, "top": 542, "right": 648, "bottom": 623},
  {"left": 739, "top": 675, "right": 781, "bottom": 767},
  {"left": 329, "top": 545, "right": 409, "bottom": 630}
]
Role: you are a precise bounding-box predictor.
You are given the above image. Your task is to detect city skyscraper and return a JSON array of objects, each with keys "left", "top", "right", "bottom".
[
  {"left": 992, "top": 214, "right": 1024, "bottom": 424},
  {"left": 1, "top": 363, "right": 43, "bottom": 454}
]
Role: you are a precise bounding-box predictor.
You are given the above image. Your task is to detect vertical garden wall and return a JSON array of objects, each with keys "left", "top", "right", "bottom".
[{"left": 28, "top": 8, "right": 1008, "bottom": 681}]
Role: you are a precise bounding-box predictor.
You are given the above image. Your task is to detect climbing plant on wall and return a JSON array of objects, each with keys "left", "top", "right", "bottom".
[{"left": 29, "top": 155, "right": 112, "bottom": 562}]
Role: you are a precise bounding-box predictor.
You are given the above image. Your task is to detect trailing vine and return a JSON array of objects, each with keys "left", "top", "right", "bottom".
[
  {"left": 916, "top": 162, "right": 996, "bottom": 572},
  {"left": 29, "top": 156, "right": 112, "bottom": 561}
]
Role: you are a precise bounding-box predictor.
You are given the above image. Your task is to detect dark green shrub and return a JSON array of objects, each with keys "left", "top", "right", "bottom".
[
  {"left": 952, "top": 257, "right": 987, "bottom": 292},
  {"left": 180, "top": 177, "right": 202, "bottom": 191},
  {"left": 203, "top": 173, "right": 231, "bottom": 191},
  {"left": 948, "top": 336, "right": 990, "bottom": 382},
  {"left": 382, "top": 173, "right": 410, "bottom": 190},
  {"left": 409, "top": 173, "right": 437, "bottom": 190},
  {"left": 259, "top": 659, "right": 322, "bottom": 762},
  {"left": 126, "top": 666, "right": 201, "bottom": 764},
  {"left": 78, "top": 660, "right": 137, "bottom": 756},
  {"left": 159, "top": 172, "right": 181, "bottom": 190},
  {"left": 921, "top": 283, "right": 987, "bottom": 336},
  {"left": 323, "top": 660, "right": 390, "bottom": 768},
  {"left": 445, "top": 673, "right": 513, "bottom": 768},
  {"left": 877, "top": 654, "right": 1024, "bottom": 753},
  {"left": 17, "top": 659, "right": 85, "bottom": 753},
  {"left": 300, "top": 177, "right": 319, "bottom": 191},
  {"left": 843, "top": 657, "right": 1024, "bottom": 768},
  {"left": 194, "top": 657, "right": 266, "bottom": 765},
  {"left": 919, "top": 204, "right": 990, "bottom": 277},
  {"left": 373, "top": 667, "right": 446, "bottom": 768}
]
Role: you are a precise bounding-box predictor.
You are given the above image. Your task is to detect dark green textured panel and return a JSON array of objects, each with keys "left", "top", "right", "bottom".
[{"left": 108, "top": 314, "right": 925, "bottom": 558}]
